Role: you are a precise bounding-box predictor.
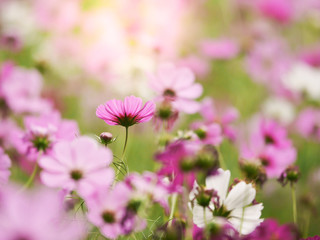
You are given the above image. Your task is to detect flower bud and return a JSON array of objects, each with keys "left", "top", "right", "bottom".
[
  {"left": 99, "top": 132, "right": 114, "bottom": 145},
  {"left": 240, "top": 159, "right": 267, "bottom": 187},
  {"left": 278, "top": 165, "right": 300, "bottom": 187}
]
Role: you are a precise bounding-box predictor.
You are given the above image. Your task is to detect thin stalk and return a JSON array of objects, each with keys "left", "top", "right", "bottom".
[
  {"left": 303, "top": 211, "right": 310, "bottom": 238},
  {"left": 122, "top": 127, "right": 129, "bottom": 158},
  {"left": 21, "top": 163, "right": 39, "bottom": 190},
  {"left": 168, "top": 193, "right": 178, "bottom": 227},
  {"left": 291, "top": 185, "right": 297, "bottom": 225},
  {"left": 217, "top": 147, "right": 227, "bottom": 169}
]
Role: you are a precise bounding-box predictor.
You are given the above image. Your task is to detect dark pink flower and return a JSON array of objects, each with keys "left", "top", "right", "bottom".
[
  {"left": 96, "top": 95, "right": 155, "bottom": 127},
  {"left": 39, "top": 136, "right": 114, "bottom": 197},
  {"left": 243, "top": 219, "right": 299, "bottom": 240},
  {"left": 257, "top": 0, "right": 294, "bottom": 24}
]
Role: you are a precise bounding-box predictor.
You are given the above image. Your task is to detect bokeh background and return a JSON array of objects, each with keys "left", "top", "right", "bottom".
[{"left": 1, "top": 0, "right": 320, "bottom": 237}]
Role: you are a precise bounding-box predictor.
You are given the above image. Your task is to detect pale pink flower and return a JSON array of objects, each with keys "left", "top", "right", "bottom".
[
  {"left": 21, "top": 111, "right": 79, "bottom": 161},
  {"left": 39, "top": 136, "right": 114, "bottom": 197},
  {"left": 200, "top": 98, "right": 239, "bottom": 141},
  {"left": 0, "top": 147, "right": 11, "bottom": 184},
  {"left": 191, "top": 122, "right": 223, "bottom": 146},
  {"left": 150, "top": 63, "right": 203, "bottom": 114},
  {"left": 0, "top": 62, "right": 52, "bottom": 114},
  {"left": 200, "top": 39, "right": 239, "bottom": 60},
  {"left": 0, "top": 185, "right": 86, "bottom": 240},
  {"left": 96, "top": 95, "right": 155, "bottom": 127},
  {"left": 176, "top": 55, "right": 210, "bottom": 78},
  {"left": 86, "top": 182, "right": 142, "bottom": 239},
  {"left": 296, "top": 108, "right": 320, "bottom": 141}
]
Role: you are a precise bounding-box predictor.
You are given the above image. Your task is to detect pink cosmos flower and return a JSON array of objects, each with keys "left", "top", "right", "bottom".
[
  {"left": 39, "top": 136, "right": 114, "bottom": 197},
  {"left": 0, "top": 147, "right": 11, "bottom": 184},
  {"left": 300, "top": 46, "right": 320, "bottom": 68},
  {"left": 87, "top": 182, "right": 144, "bottom": 239},
  {"left": 257, "top": 0, "right": 294, "bottom": 24},
  {"left": 296, "top": 108, "right": 320, "bottom": 141},
  {"left": 0, "top": 62, "right": 52, "bottom": 114},
  {"left": 240, "top": 117, "right": 296, "bottom": 178},
  {"left": 0, "top": 185, "right": 86, "bottom": 240},
  {"left": 150, "top": 63, "right": 203, "bottom": 114},
  {"left": 191, "top": 122, "right": 223, "bottom": 146},
  {"left": 21, "top": 110, "right": 79, "bottom": 161},
  {"left": 200, "top": 98, "right": 239, "bottom": 141},
  {"left": 200, "top": 39, "right": 239, "bottom": 60},
  {"left": 176, "top": 55, "right": 210, "bottom": 78},
  {"left": 243, "top": 219, "right": 299, "bottom": 240},
  {"left": 156, "top": 140, "right": 201, "bottom": 189},
  {"left": 96, "top": 95, "right": 155, "bottom": 127},
  {"left": 125, "top": 172, "right": 171, "bottom": 212}
]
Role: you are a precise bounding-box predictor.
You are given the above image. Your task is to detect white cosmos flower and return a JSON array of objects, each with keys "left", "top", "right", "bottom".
[
  {"left": 282, "top": 63, "right": 320, "bottom": 101},
  {"left": 262, "top": 97, "right": 295, "bottom": 125},
  {"left": 190, "top": 169, "right": 263, "bottom": 235}
]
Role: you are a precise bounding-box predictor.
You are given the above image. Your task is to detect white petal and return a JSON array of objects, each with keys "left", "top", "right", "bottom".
[
  {"left": 224, "top": 182, "right": 256, "bottom": 210},
  {"left": 192, "top": 204, "right": 214, "bottom": 228},
  {"left": 228, "top": 216, "right": 263, "bottom": 235},
  {"left": 205, "top": 168, "right": 230, "bottom": 203},
  {"left": 229, "top": 203, "right": 263, "bottom": 221}
]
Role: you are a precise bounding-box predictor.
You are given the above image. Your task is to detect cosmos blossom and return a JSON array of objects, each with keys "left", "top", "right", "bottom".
[
  {"left": 39, "top": 136, "right": 114, "bottom": 197},
  {"left": 96, "top": 95, "right": 155, "bottom": 127},
  {"left": 190, "top": 169, "right": 263, "bottom": 235},
  {"left": 150, "top": 63, "right": 203, "bottom": 114}
]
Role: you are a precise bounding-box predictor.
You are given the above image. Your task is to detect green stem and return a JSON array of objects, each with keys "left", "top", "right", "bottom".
[
  {"left": 122, "top": 127, "right": 129, "bottom": 158},
  {"left": 303, "top": 211, "right": 310, "bottom": 238},
  {"left": 291, "top": 185, "right": 297, "bottom": 225},
  {"left": 168, "top": 193, "right": 178, "bottom": 227},
  {"left": 21, "top": 163, "right": 39, "bottom": 190},
  {"left": 217, "top": 147, "right": 227, "bottom": 169}
]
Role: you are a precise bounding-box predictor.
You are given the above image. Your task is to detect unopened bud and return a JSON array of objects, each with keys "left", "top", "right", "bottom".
[
  {"left": 278, "top": 165, "right": 300, "bottom": 187},
  {"left": 99, "top": 132, "right": 113, "bottom": 145}
]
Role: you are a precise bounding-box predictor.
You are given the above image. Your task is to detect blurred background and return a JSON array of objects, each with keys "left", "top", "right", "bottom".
[{"left": 1, "top": 0, "right": 320, "bottom": 237}]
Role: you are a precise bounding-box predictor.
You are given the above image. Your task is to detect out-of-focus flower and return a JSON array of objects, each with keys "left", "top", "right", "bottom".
[
  {"left": 240, "top": 118, "right": 296, "bottom": 178},
  {"left": 96, "top": 95, "right": 155, "bottom": 127},
  {"left": 0, "top": 62, "right": 52, "bottom": 114},
  {"left": 282, "top": 62, "right": 320, "bottom": 101},
  {"left": 125, "top": 171, "right": 171, "bottom": 212},
  {"left": 242, "top": 219, "right": 299, "bottom": 240},
  {"left": 150, "top": 63, "right": 203, "bottom": 114},
  {"left": 191, "top": 122, "right": 223, "bottom": 146},
  {"left": 155, "top": 140, "right": 201, "bottom": 189},
  {"left": 0, "top": 147, "right": 11, "bottom": 184},
  {"left": 296, "top": 108, "right": 320, "bottom": 141},
  {"left": 21, "top": 111, "right": 79, "bottom": 160},
  {"left": 262, "top": 97, "right": 296, "bottom": 125},
  {"left": 193, "top": 223, "right": 240, "bottom": 240},
  {"left": 87, "top": 182, "right": 144, "bottom": 239},
  {"left": 302, "top": 236, "right": 320, "bottom": 240},
  {"left": 190, "top": 169, "right": 263, "bottom": 235},
  {"left": 300, "top": 46, "right": 320, "bottom": 68},
  {"left": 0, "top": 33, "right": 22, "bottom": 52},
  {"left": 246, "top": 39, "right": 292, "bottom": 96},
  {"left": 257, "top": 0, "right": 294, "bottom": 24},
  {"left": 200, "top": 39, "right": 239, "bottom": 60},
  {"left": 0, "top": 185, "right": 86, "bottom": 240},
  {"left": 176, "top": 55, "right": 210, "bottom": 78},
  {"left": 39, "top": 136, "right": 114, "bottom": 197},
  {"left": 278, "top": 165, "right": 300, "bottom": 187},
  {"left": 200, "top": 98, "right": 239, "bottom": 141}
]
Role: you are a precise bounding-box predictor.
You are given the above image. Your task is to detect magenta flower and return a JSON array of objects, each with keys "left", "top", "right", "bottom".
[
  {"left": 0, "top": 147, "right": 11, "bottom": 184},
  {"left": 96, "top": 95, "right": 155, "bottom": 127},
  {"left": 39, "top": 136, "right": 114, "bottom": 197},
  {"left": 257, "top": 0, "right": 294, "bottom": 24},
  {"left": 150, "top": 63, "right": 203, "bottom": 114},
  {"left": 87, "top": 182, "right": 144, "bottom": 239},
  {"left": 0, "top": 185, "right": 86, "bottom": 240},
  {"left": 242, "top": 219, "right": 299, "bottom": 240}
]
